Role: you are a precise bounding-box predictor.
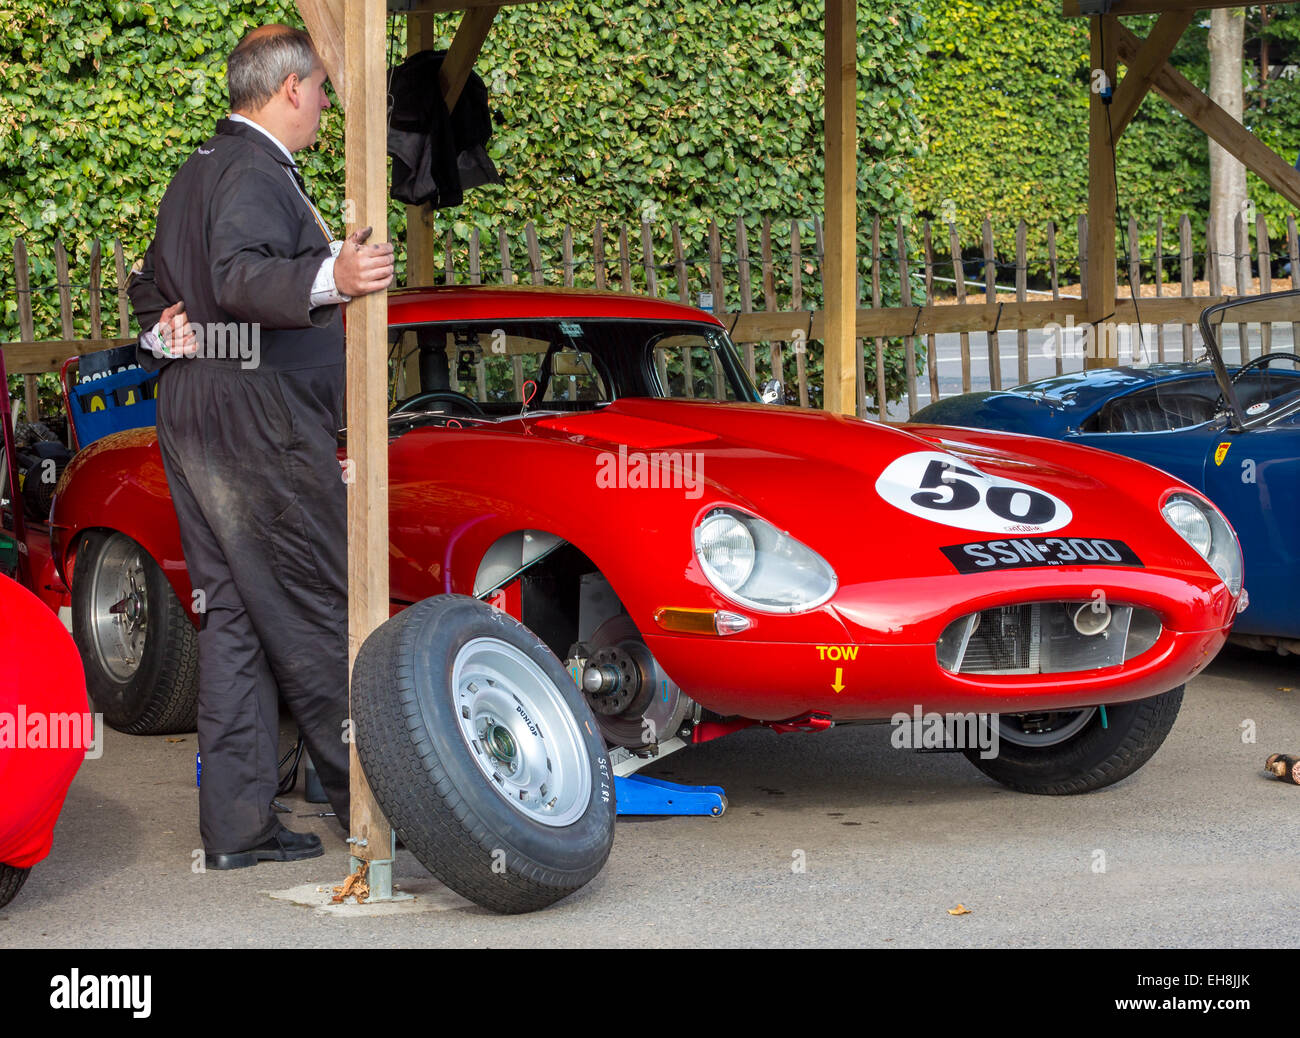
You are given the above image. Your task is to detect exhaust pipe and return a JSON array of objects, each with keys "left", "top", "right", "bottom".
[{"left": 1073, "top": 602, "right": 1112, "bottom": 636}]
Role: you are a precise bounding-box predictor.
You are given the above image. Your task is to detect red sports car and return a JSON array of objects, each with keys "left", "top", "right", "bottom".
[
  {"left": 0, "top": 571, "right": 89, "bottom": 908},
  {"left": 48, "top": 286, "right": 1243, "bottom": 912}
]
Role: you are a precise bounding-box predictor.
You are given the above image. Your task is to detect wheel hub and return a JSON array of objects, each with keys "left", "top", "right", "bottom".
[
  {"left": 998, "top": 707, "right": 1097, "bottom": 747},
  {"left": 90, "top": 535, "right": 151, "bottom": 682},
  {"left": 451, "top": 638, "right": 592, "bottom": 827},
  {"left": 582, "top": 646, "right": 642, "bottom": 715}
]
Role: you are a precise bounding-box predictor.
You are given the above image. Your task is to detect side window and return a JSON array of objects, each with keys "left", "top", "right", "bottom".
[
  {"left": 479, "top": 330, "right": 546, "bottom": 403},
  {"left": 388, "top": 325, "right": 546, "bottom": 409},
  {"left": 653, "top": 334, "right": 738, "bottom": 401}
]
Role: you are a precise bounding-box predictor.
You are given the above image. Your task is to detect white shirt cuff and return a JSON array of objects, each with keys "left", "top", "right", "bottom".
[
  {"left": 142, "top": 323, "right": 169, "bottom": 358},
  {"left": 310, "top": 243, "right": 351, "bottom": 308}
]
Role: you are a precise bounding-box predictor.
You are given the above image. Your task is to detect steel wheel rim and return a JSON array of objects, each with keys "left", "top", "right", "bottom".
[
  {"left": 998, "top": 707, "right": 1098, "bottom": 747},
  {"left": 451, "top": 637, "right": 591, "bottom": 827},
  {"left": 88, "top": 534, "right": 149, "bottom": 683}
]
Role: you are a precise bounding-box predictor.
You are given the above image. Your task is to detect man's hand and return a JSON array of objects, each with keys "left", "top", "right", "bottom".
[
  {"left": 158, "top": 300, "right": 199, "bottom": 357},
  {"left": 334, "top": 226, "right": 395, "bottom": 298}
]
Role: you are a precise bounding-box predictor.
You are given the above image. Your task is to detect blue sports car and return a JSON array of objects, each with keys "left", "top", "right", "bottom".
[{"left": 915, "top": 290, "right": 1300, "bottom": 653}]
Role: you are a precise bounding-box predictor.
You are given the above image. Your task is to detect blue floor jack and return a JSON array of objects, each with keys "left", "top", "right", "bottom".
[{"left": 610, "top": 738, "right": 727, "bottom": 817}]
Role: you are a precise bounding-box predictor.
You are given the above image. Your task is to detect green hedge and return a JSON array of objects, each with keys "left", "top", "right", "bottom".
[{"left": 1, "top": 0, "right": 928, "bottom": 406}]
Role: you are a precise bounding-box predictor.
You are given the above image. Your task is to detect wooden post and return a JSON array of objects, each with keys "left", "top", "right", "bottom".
[
  {"left": 617, "top": 222, "right": 632, "bottom": 293},
  {"left": 1257, "top": 213, "right": 1272, "bottom": 354},
  {"left": 525, "top": 222, "right": 544, "bottom": 285},
  {"left": 761, "top": 216, "right": 782, "bottom": 389},
  {"left": 871, "top": 216, "right": 886, "bottom": 415},
  {"left": 1234, "top": 211, "right": 1251, "bottom": 362},
  {"left": 982, "top": 217, "right": 1000, "bottom": 390},
  {"left": 1127, "top": 215, "right": 1141, "bottom": 363},
  {"left": 1087, "top": 12, "right": 1118, "bottom": 368},
  {"left": 1180, "top": 214, "right": 1194, "bottom": 361},
  {"left": 823, "top": 0, "right": 857, "bottom": 414},
  {"left": 1047, "top": 221, "right": 1063, "bottom": 376},
  {"left": 1015, "top": 219, "right": 1028, "bottom": 385},
  {"left": 676, "top": 225, "right": 694, "bottom": 395},
  {"left": 498, "top": 227, "right": 513, "bottom": 285},
  {"left": 593, "top": 221, "right": 606, "bottom": 291},
  {"left": 1205, "top": 212, "right": 1217, "bottom": 295},
  {"left": 499, "top": 230, "right": 524, "bottom": 395},
  {"left": 640, "top": 221, "right": 658, "bottom": 297},
  {"left": 1154, "top": 214, "right": 1165, "bottom": 362},
  {"left": 1288, "top": 215, "right": 1299, "bottom": 353},
  {"left": 405, "top": 9, "right": 439, "bottom": 292},
  {"left": 791, "top": 220, "right": 809, "bottom": 407},
  {"left": 736, "top": 216, "right": 755, "bottom": 379},
  {"left": 672, "top": 224, "right": 688, "bottom": 303},
  {"left": 114, "top": 239, "right": 130, "bottom": 336},
  {"left": 562, "top": 225, "right": 575, "bottom": 287},
  {"left": 1078, "top": 214, "right": 1089, "bottom": 302},
  {"left": 949, "top": 222, "right": 971, "bottom": 392},
  {"left": 89, "top": 240, "right": 103, "bottom": 341},
  {"left": 924, "top": 221, "right": 938, "bottom": 408},
  {"left": 400, "top": 0, "right": 438, "bottom": 398},
  {"left": 343, "top": 0, "right": 392, "bottom": 881},
  {"left": 898, "top": 218, "right": 916, "bottom": 415},
  {"left": 708, "top": 220, "right": 725, "bottom": 398},
  {"left": 13, "top": 239, "right": 38, "bottom": 421}
]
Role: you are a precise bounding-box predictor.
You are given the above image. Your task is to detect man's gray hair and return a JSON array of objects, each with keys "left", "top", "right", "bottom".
[{"left": 227, "top": 27, "right": 320, "bottom": 112}]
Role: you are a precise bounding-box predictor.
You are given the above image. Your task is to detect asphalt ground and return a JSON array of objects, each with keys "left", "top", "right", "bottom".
[{"left": 2, "top": 642, "right": 1296, "bottom": 949}]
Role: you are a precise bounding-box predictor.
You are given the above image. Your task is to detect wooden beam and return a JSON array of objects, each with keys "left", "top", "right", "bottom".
[
  {"left": 343, "top": 0, "right": 393, "bottom": 871},
  {"left": 1110, "top": 9, "right": 1194, "bottom": 136},
  {"left": 399, "top": 0, "right": 557, "bottom": 12},
  {"left": 823, "top": 0, "right": 857, "bottom": 415},
  {"left": 1063, "top": 1, "right": 1281, "bottom": 16},
  {"left": 1114, "top": 22, "right": 1300, "bottom": 208},
  {"left": 1086, "top": 13, "right": 1118, "bottom": 367},
  {"left": 440, "top": 5, "right": 499, "bottom": 111},
  {"left": 2, "top": 337, "right": 133, "bottom": 376},
  {"left": 296, "top": 0, "right": 347, "bottom": 104},
  {"left": 405, "top": 9, "right": 440, "bottom": 294}
]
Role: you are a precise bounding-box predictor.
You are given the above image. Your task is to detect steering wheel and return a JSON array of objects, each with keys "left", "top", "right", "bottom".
[
  {"left": 390, "top": 390, "right": 486, "bottom": 417},
  {"left": 1215, "top": 352, "right": 1300, "bottom": 415},
  {"left": 1230, "top": 351, "right": 1300, "bottom": 384}
]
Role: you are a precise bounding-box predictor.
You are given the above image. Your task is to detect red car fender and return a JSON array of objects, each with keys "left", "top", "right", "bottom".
[
  {"left": 0, "top": 575, "right": 88, "bottom": 869},
  {"left": 49, "top": 429, "right": 194, "bottom": 624}
]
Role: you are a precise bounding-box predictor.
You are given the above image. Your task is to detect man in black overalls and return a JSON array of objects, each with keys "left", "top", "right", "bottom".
[{"left": 128, "top": 25, "right": 394, "bottom": 868}]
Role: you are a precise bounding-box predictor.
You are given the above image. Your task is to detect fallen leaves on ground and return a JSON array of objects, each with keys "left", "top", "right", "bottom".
[
  {"left": 948, "top": 903, "right": 972, "bottom": 916},
  {"left": 331, "top": 861, "right": 370, "bottom": 904}
]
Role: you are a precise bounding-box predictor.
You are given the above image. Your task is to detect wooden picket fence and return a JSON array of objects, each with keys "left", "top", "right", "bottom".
[{"left": 6, "top": 209, "right": 1299, "bottom": 422}]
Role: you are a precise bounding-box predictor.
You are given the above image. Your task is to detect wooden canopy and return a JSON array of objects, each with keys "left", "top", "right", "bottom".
[
  {"left": 1064, "top": 0, "right": 1300, "bottom": 365},
  {"left": 292, "top": 0, "right": 1300, "bottom": 892}
]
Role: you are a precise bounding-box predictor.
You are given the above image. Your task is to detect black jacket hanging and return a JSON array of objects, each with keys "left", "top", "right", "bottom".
[{"left": 388, "top": 50, "right": 502, "bottom": 209}]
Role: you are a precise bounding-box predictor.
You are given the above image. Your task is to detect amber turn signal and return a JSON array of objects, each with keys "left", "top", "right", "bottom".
[{"left": 654, "top": 607, "right": 751, "bottom": 636}]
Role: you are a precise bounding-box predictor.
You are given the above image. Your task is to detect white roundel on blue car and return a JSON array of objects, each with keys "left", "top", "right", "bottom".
[{"left": 875, "top": 450, "right": 1073, "bottom": 534}]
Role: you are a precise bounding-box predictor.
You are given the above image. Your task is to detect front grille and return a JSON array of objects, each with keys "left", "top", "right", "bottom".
[{"left": 937, "top": 601, "right": 1163, "bottom": 675}]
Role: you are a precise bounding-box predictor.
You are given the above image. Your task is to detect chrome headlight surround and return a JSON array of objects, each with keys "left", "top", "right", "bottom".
[
  {"left": 692, "top": 507, "right": 838, "bottom": 614},
  {"left": 1161, "top": 491, "right": 1243, "bottom": 596}
]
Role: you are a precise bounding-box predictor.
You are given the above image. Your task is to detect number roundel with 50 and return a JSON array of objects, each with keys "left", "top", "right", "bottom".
[{"left": 874, "top": 451, "right": 1073, "bottom": 534}]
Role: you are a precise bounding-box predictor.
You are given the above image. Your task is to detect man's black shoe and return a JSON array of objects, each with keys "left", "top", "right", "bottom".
[{"left": 205, "top": 828, "right": 324, "bottom": 870}]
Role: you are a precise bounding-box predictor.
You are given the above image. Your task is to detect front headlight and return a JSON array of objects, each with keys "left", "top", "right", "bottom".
[
  {"left": 1161, "top": 491, "right": 1242, "bottom": 595},
  {"left": 693, "top": 507, "right": 837, "bottom": 613}
]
